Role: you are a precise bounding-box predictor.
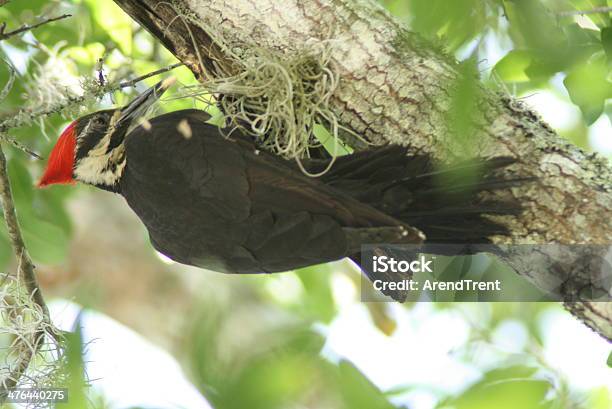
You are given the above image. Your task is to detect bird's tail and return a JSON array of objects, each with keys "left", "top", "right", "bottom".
[
  {"left": 315, "top": 146, "right": 526, "bottom": 301},
  {"left": 321, "top": 146, "right": 524, "bottom": 244}
]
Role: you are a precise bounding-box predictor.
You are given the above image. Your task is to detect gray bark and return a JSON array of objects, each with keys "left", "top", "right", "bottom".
[{"left": 113, "top": 0, "right": 612, "bottom": 340}]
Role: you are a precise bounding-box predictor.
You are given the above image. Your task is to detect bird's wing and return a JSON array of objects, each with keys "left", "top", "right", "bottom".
[
  {"left": 230, "top": 133, "right": 407, "bottom": 228},
  {"left": 125, "top": 109, "right": 253, "bottom": 222},
  {"left": 127, "top": 109, "right": 406, "bottom": 227},
  {"left": 122, "top": 110, "right": 426, "bottom": 273}
]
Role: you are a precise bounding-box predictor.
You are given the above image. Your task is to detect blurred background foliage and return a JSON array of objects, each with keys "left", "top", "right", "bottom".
[{"left": 0, "top": 0, "right": 610, "bottom": 408}]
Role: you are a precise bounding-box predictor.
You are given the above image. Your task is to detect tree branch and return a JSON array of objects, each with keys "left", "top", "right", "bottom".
[
  {"left": 0, "top": 62, "right": 183, "bottom": 133},
  {"left": 0, "top": 14, "right": 72, "bottom": 41},
  {"left": 0, "top": 144, "right": 50, "bottom": 399},
  {"left": 0, "top": 61, "right": 183, "bottom": 161},
  {"left": 0, "top": 40, "right": 57, "bottom": 396},
  {"left": 119, "top": 62, "right": 184, "bottom": 88}
]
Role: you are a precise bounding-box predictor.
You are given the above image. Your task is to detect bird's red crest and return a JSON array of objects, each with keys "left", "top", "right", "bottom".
[{"left": 37, "top": 121, "right": 78, "bottom": 187}]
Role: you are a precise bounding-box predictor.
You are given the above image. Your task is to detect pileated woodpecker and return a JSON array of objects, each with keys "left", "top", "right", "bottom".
[{"left": 38, "top": 79, "right": 520, "bottom": 300}]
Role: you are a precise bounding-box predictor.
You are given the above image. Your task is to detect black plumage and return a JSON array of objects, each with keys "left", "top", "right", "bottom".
[
  {"left": 120, "top": 110, "right": 419, "bottom": 274},
  {"left": 119, "top": 110, "right": 518, "bottom": 276}
]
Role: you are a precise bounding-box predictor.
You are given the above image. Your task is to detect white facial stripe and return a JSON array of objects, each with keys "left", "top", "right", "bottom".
[
  {"left": 74, "top": 145, "right": 126, "bottom": 187},
  {"left": 74, "top": 120, "right": 126, "bottom": 188}
]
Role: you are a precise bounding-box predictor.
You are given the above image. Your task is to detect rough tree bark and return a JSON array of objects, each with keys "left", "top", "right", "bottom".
[{"left": 112, "top": 0, "right": 612, "bottom": 340}]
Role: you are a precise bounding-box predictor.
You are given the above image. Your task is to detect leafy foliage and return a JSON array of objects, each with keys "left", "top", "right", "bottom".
[{"left": 385, "top": 0, "right": 612, "bottom": 128}]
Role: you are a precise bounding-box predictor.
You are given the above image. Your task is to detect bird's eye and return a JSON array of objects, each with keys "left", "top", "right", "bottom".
[{"left": 94, "top": 116, "right": 105, "bottom": 126}]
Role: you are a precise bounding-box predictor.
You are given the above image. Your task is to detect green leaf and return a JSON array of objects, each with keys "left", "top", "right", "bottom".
[
  {"left": 607, "top": 350, "right": 612, "bottom": 368},
  {"left": 314, "top": 124, "right": 352, "bottom": 157},
  {"left": 408, "top": 0, "right": 488, "bottom": 50},
  {"left": 36, "top": 187, "right": 74, "bottom": 235},
  {"left": 564, "top": 56, "right": 612, "bottom": 124},
  {"left": 5, "top": 157, "right": 73, "bottom": 260},
  {"left": 294, "top": 264, "right": 337, "bottom": 323},
  {"left": 338, "top": 360, "right": 397, "bottom": 409},
  {"left": 7, "top": 157, "right": 34, "bottom": 208},
  {"left": 503, "top": 0, "right": 565, "bottom": 50},
  {"left": 223, "top": 354, "right": 318, "bottom": 409},
  {"left": 494, "top": 50, "right": 533, "bottom": 83},
  {"left": 35, "top": 25, "right": 80, "bottom": 46},
  {"left": 62, "top": 315, "right": 89, "bottom": 409},
  {"left": 438, "top": 366, "right": 553, "bottom": 409},
  {"left": 563, "top": 23, "right": 604, "bottom": 63},
  {"left": 480, "top": 365, "right": 539, "bottom": 382},
  {"left": 21, "top": 216, "right": 69, "bottom": 265},
  {"left": 282, "top": 328, "right": 326, "bottom": 355}
]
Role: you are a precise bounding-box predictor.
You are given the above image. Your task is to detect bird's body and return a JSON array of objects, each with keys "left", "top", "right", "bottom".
[
  {"left": 38, "top": 79, "right": 521, "bottom": 300},
  {"left": 120, "top": 110, "right": 419, "bottom": 274}
]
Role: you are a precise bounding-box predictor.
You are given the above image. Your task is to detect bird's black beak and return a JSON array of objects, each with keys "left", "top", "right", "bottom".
[{"left": 117, "top": 76, "right": 176, "bottom": 126}]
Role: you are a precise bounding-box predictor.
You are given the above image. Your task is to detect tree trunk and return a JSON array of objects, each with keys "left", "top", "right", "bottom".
[{"left": 112, "top": 0, "right": 612, "bottom": 340}]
